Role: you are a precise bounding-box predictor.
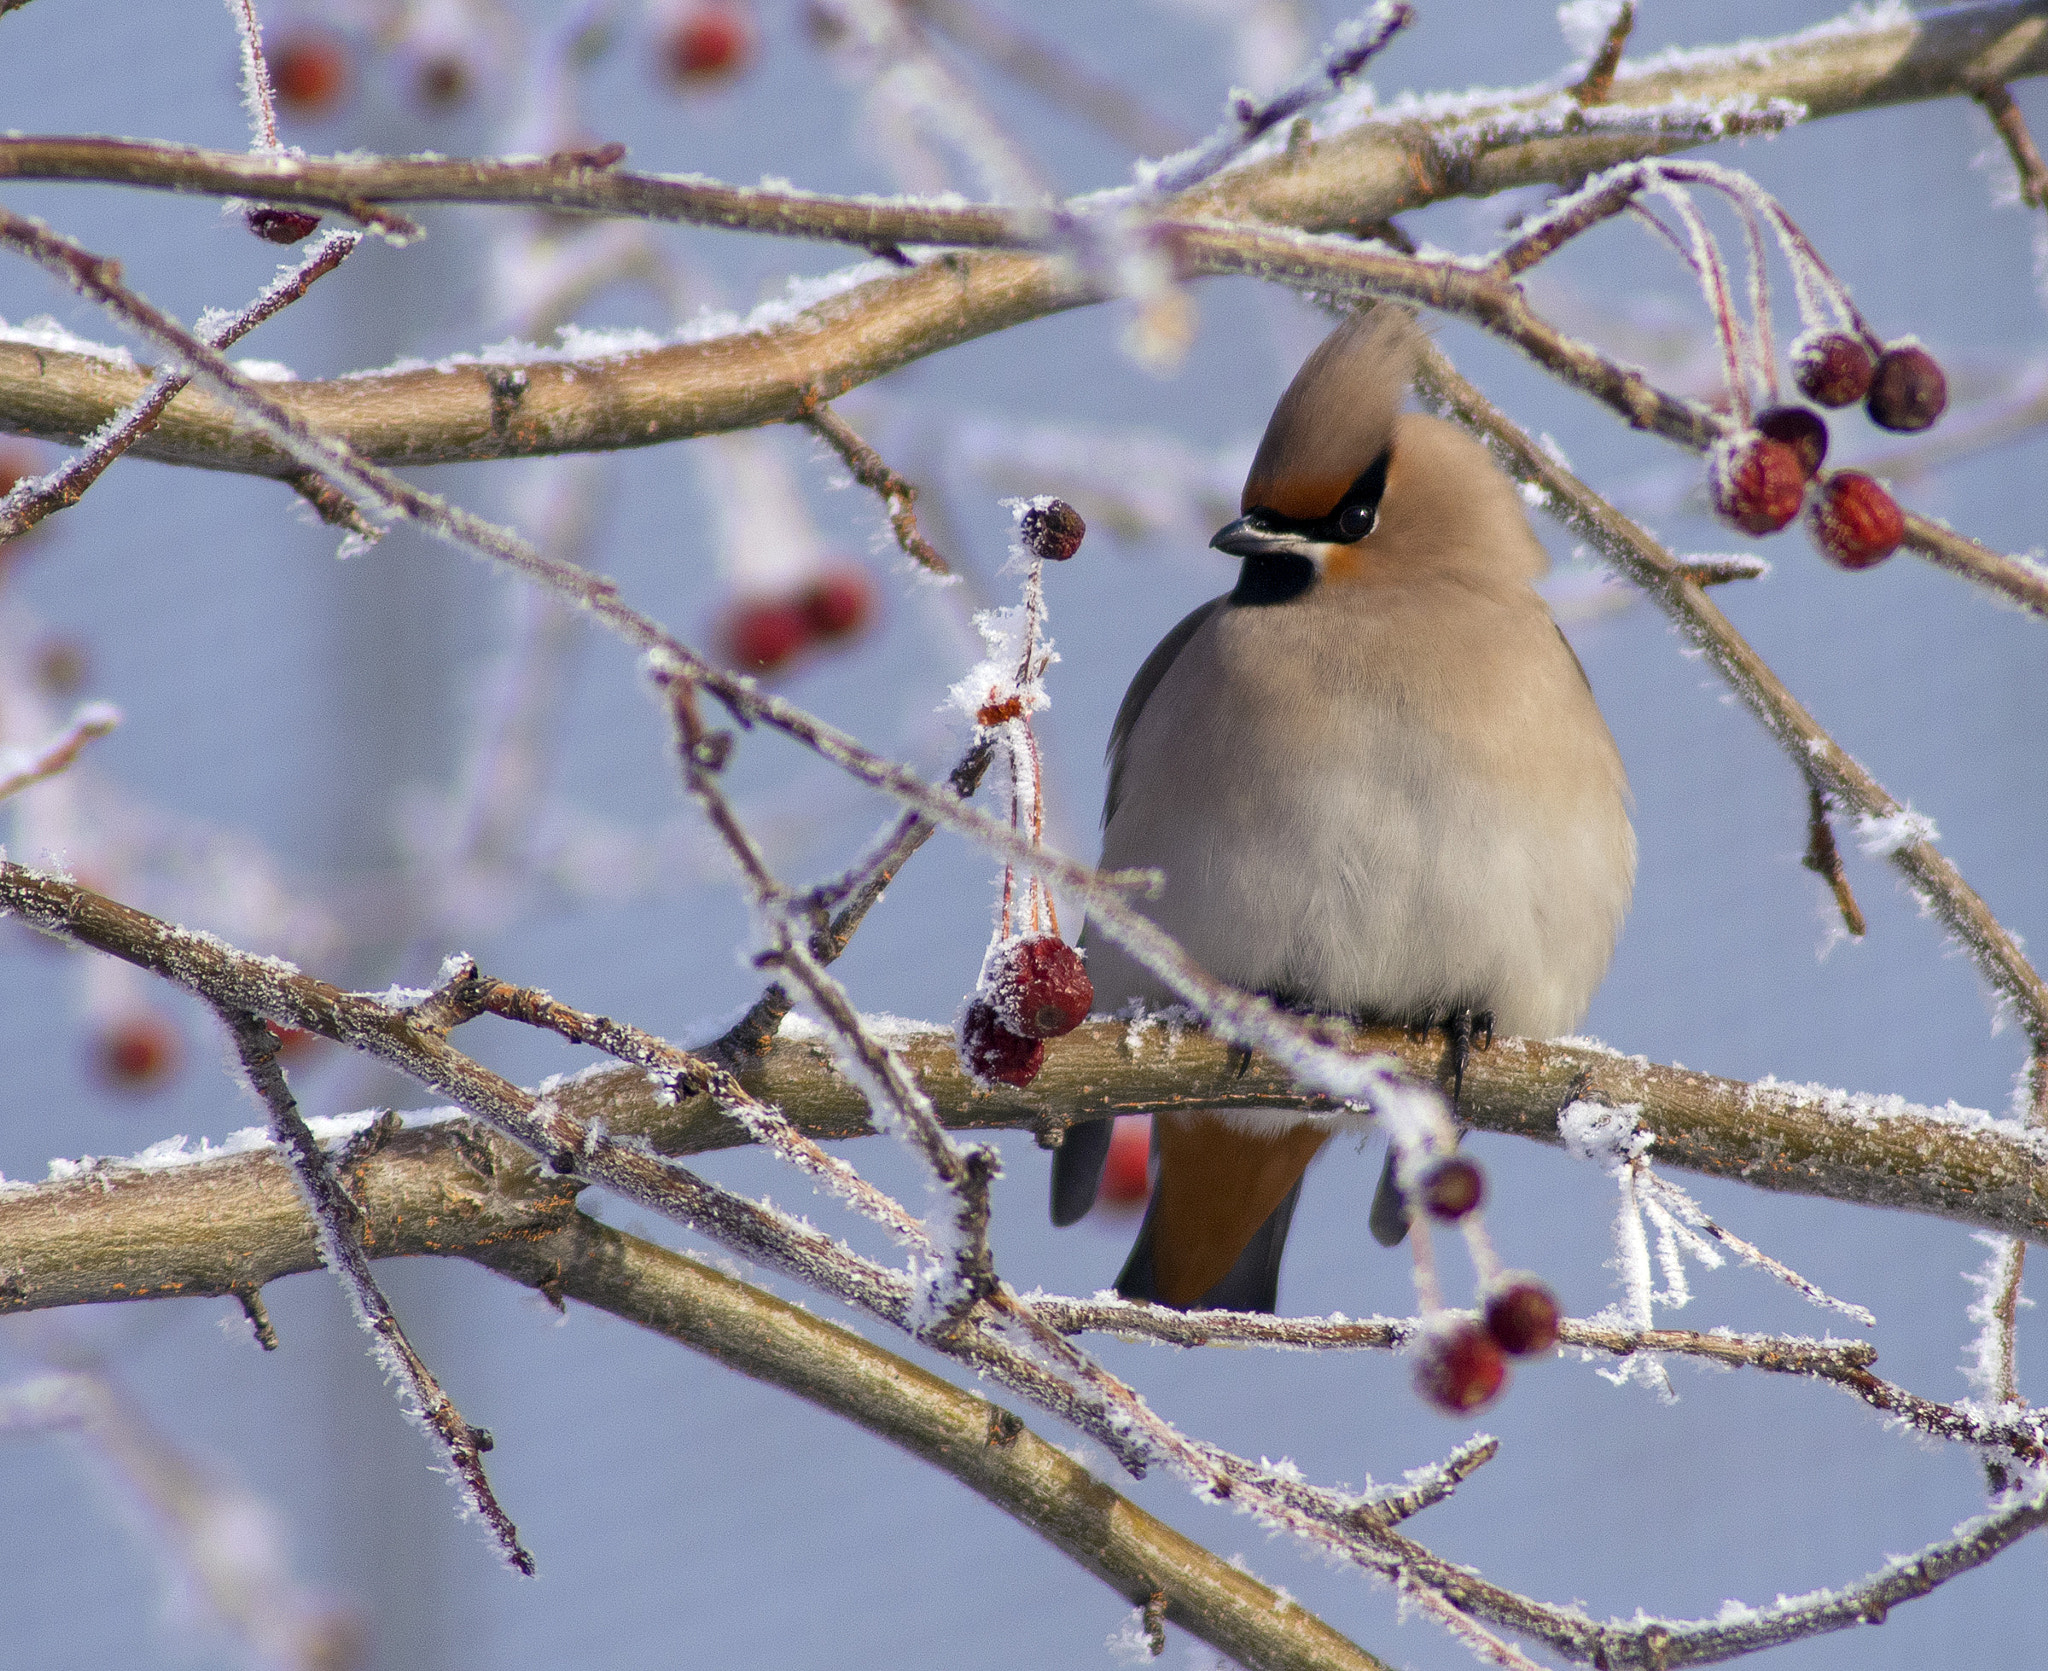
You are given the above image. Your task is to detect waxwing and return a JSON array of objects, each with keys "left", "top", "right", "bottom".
[{"left": 1052, "top": 306, "right": 1635, "bottom": 1312}]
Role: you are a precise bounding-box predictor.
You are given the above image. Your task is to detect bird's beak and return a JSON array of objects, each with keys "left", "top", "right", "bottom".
[{"left": 1210, "top": 517, "right": 1318, "bottom": 561}]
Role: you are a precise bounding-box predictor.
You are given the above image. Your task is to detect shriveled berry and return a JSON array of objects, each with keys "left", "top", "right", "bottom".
[
  {"left": 720, "top": 597, "right": 814, "bottom": 672},
  {"left": 1753, "top": 405, "right": 1828, "bottom": 479},
  {"left": 1019, "top": 499, "right": 1086, "bottom": 562},
  {"left": 1484, "top": 1277, "right": 1561, "bottom": 1356},
  {"left": 660, "top": 2, "right": 755, "bottom": 84},
  {"left": 271, "top": 28, "right": 353, "bottom": 118},
  {"left": 1417, "top": 1155, "right": 1485, "bottom": 1222},
  {"left": 1808, "top": 471, "right": 1904, "bottom": 570},
  {"left": 1707, "top": 433, "right": 1807, "bottom": 536},
  {"left": 984, "top": 934, "right": 1093, "bottom": 1040},
  {"left": 1101, "top": 1115, "right": 1152, "bottom": 1205},
  {"left": 95, "top": 1012, "right": 183, "bottom": 1093},
  {"left": 802, "top": 564, "right": 874, "bottom": 640},
  {"left": 959, "top": 998, "right": 1044, "bottom": 1089},
  {"left": 1414, "top": 1320, "right": 1508, "bottom": 1414},
  {"left": 246, "top": 207, "right": 322, "bottom": 245},
  {"left": 1866, "top": 344, "right": 1947, "bottom": 432},
  {"left": 1790, "top": 330, "right": 1874, "bottom": 408}
]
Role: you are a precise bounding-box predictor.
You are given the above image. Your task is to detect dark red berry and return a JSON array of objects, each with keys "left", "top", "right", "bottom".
[
  {"left": 1753, "top": 405, "right": 1828, "bottom": 479},
  {"left": 1808, "top": 471, "right": 1905, "bottom": 570},
  {"left": 1866, "top": 344, "right": 1947, "bottom": 432},
  {"left": 0, "top": 439, "right": 43, "bottom": 497},
  {"left": 95, "top": 1012, "right": 183, "bottom": 1093},
  {"left": 1790, "top": 331, "right": 1874, "bottom": 409},
  {"left": 1414, "top": 1320, "right": 1507, "bottom": 1414},
  {"left": 271, "top": 28, "right": 352, "bottom": 118},
  {"left": 413, "top": 50, "right": 474, "bottom": 112},
  {"left": 1100, "top": 1115, "right": 1151, "bottom": 1205},
  {"left": 1708, "top": 433, "right": 1807, "bottom": 536},
  {"left": 246, "top": 207, "right": 322, "bottom": 245},
  {"left": 267, "top": 1021, "right": 324, "bottom": 1063},
  {"left": 720, "top": 597, "right": 814, "bottom": 672},
  {"left": 958, "top": 998, "right": 1044, "bottom": 1089},
  {"left": 1417, "top": 1155, "right": 1485, "bottom": 1222},
  {"left": 1019, "top": 499, "right": 1086, "bottom": 562},
  {"left": 984, "top": 935, "right": 1093, "bottom": 1039},
  {"left": 661, "top": 3, "right": 755, "bottom": 84},
  {"left": 1484, "top": 1278, "right": 1561, "bottom": 1356},
  {"left": 802, "top": 564, "right": 874, "bottom": 640}
]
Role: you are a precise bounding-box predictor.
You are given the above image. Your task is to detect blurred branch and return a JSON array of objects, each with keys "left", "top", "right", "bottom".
[
  {"left": 479, "top": 1211, "right": 1399, "bottom": 1671},
  {"left": 0, "top": 701, "right": 118, "bottom": 802},
  {"left": 901, "top": 0, "right": 1193, "bottom": 157},
  {"left": 1976, "top": 80, "right": 2048, "bottom": 208}
]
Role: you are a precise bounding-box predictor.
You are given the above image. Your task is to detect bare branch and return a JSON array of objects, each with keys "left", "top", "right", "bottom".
[
  {"left": 1977, "top": 80, "right": 2048, "bottom": 209},
  {"left": 221, "top": 1011, "right": 534, "bottom": 1576},
  {"left": 794, "top": 389, "right": 951, "bottom": 573},
  {"left": 1803, "top": 784, "right": 1869, "bottom": 941},
  {"left": 1571, "top": 1, "right": 1635, "bottom": 106},
  {"left": 0, "top": 701, "right": 118, "bottom": 802}
]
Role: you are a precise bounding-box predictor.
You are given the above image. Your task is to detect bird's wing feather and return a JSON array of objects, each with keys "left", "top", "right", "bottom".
[{"left": 1103, "top": 596, "right": 1226, "bottom": 829}]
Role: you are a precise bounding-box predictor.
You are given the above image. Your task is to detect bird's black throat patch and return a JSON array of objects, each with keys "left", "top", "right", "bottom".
[{"left": 1231, "top": 550, "right": 1317, "bottom": 606}]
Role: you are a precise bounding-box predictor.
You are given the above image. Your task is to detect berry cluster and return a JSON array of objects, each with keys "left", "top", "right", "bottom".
[
  {"left": 1413, "top": 1277, "right": 1562, "bottom": 1414},
  {"left": 716, "top": 563, "right": 876, "bottom": 674},
  {"left": 959, "top": 934, "right": 1094, "bottom": 1088}
]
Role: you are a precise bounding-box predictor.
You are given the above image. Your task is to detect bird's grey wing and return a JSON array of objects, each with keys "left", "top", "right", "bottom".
[
  {"left": 1053, "top": 596, "right": 1225, "bottom": 1228},
  {"left": 1102, "top": 596, "right": 1226, "bottom": 829}
]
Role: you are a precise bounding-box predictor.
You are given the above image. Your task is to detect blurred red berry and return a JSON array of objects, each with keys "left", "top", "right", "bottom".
[
  {"left": 958, "top": 998, "right": 1044, "bottom": 1089},
  {"left": 1790, "top": 330, "right": 1874, "bottom": 408},
  {"left": 721, "top": 597, "right": 815, "bottom": 672},
  {"left": 1485, "top": 1278, "right": 1562, "bottom": 1357},
  {"left": 95, "top": 1012, "right": 183, "bottom": 1093},
  {"left": 802, "top": 564, "right": 874, "bottom": 641},
  {"left": 1865, "top": 344, "right": 1947, "bottom": 432},
  {"left": 1808, "top": 472, "right": 1905, "bottom": 570},
  {"left": 984, "top": 934, "right": 1093, "bottom": 1040},
  {"left": 1417, "top": 1155, "right": 1485, "bottom": 1223},
  {"left": 246, "top": 207, "right": 322, "bottom": 245},
  {"left": 267, "top": 1022, "right": 325, "bottom": 1063},
  {"left": 1100, "top": 1115, "right": 1151, "bottom": 1205},
  {"left": 1019, "top": 499, "right": 1086, "bottom": 562},
  {"left": 1753, "top": 405, "right": 1828, "bottom": 479},
  {"left": 270, "top": 27, "right": 353, "bottom": 118},
  {"left": 659, "top": 2, "right": 755, "bottom": 85},
  {"left": 1414, "top": 1320, "right": 1507, "bottom": 1414},
  {"left": 1707, "top": 433, "right": 1806, "bottom": 536},
  {"left": 0, "top": 439, "right": 43, "bottom": 497}
]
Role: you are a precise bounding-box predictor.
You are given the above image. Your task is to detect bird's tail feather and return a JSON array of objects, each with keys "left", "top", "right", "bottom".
[
  {"left": 1049, "top": 1117, "right": 1115, "bottom": 1227},
  {"left": 1115, "top": 1174, "right": 1307, "bottom": 1314}
]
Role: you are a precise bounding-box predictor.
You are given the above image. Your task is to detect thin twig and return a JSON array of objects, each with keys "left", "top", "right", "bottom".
[
  {"left": 0, "top": 702, "right": 119, "bottom": 802},
  {"left": 1803, "top": 784, "right": 1868, "bottom": 940},
  {"left": 1977, "top": 81, "right": 2048, "bottom": 210},
  {"left": 0, "top": 229, "right": 358, "bottom": 542},
  {"left": 1571, "top": 2, "right": 1635, "bottom": 106},
  {"left": 226, "top": 0, "right": 282, "bottom": 154},
  {"left": 220, "top": 1010, "right": 534, "bottom": 1575},
  {"left": 794, "top": 389, "right": 951, "bottom": 573}
]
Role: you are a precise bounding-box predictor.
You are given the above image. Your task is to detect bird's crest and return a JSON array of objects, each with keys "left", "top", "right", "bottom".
[{"left": 1240, "top": 306, "right": 1420, "bottom": 520}]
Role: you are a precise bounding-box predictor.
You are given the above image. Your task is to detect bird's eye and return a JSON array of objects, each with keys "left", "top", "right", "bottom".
[{"left": 1336, "top": 503, "right": 1377, "bottom": 543}]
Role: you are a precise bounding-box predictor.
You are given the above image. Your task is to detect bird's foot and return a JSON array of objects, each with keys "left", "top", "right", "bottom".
[{"left": 1445, "top": 1007, "right": 1494, "bottom": 1108}]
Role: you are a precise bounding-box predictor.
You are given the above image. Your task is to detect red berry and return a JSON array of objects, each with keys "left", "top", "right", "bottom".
[
  {"left": 1753, "top": 405, "right": 1828, "bottom": 479},
  {"left": 1100, "top": 1115, "right": 1152, "bottom": 1205},
  {"left": 660, "top": 3, "right": 756, "bottom": 85},
  {"left": 1414, "top": 1320, "right": 1507, "bottom": 1414},
  {"left": 0, "top": 439, "right": 43, "bottom": 497},
  {"left": 95, "top": 1012, "right": 183, "bottom": 1093},
  {"left": 1790, "top": 330, "right": 1874, "bottom": 408},
  {"left": 1808, "top": 471, "right": 1905, "bottom": 570},
  {"left": 246, "top": 207, "right": 322, "bottom": 245},
  {"left": 1707, "top": 433, "right": 1807, "bottom": 536},
  {"left": 1484, "top": 1278, "right": 1561, "bottom": 1356},
  {"left": 1018, "top": 499, "right": 1086, "bottom": 562},
  {"left": 1417, "top": 1155, "right": 1484, "bottom": 1223},
  {"left": 1865, "top": 344, "right": 1947, "bottom": 432},
  {"left": 958, "top": 998, "right": 1044, "bottom": 1089},
  {"left": 721, "top": 597, "right": 815, "bottom": 672},
  {"left": 802, "top": 564, "right": 874, "bottom": 640},
  {"left": 983, "top": 935, "right": 1093, "bottom": 1040},
  {"left": 270, "top": 28, "right": 352, "bottom": 118},
  {"left": 267, "top": 1022, "right": 324, "bottom": 1063}
]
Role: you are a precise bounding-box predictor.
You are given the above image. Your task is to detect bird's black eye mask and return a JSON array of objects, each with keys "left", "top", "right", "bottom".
[{"left": 1227, "top": 449, "right": 1391, "bottom": 607}]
